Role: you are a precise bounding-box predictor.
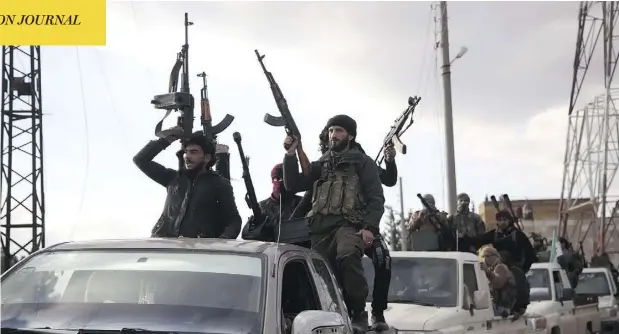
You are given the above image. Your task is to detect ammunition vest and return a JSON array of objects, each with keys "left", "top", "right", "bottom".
[{"left": 308, "top": 160, "right": 363, "bottom": 222}]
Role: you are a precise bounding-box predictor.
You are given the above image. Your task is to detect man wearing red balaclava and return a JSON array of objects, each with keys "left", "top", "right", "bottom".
[{"left": 241, "top": 163, "right": 303, "bottom": 242}]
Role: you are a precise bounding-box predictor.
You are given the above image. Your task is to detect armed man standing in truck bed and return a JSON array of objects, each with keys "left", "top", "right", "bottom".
[
  {"left": 289, "top": 124, "right": 396, "bottom": 332},
  {"left": 133, "top": 127, "right": 242, "bottom": 239},
  {"left": 282, "top": 115, "right": 385, "bottom": 332},
  {"left": 448, "top": 193, "right": 486, "bottom": 253}
]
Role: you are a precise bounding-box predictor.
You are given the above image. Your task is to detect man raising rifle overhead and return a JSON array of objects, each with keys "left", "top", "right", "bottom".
[{"left": 133, "top": 127, "right": 242, "bottom": 239}]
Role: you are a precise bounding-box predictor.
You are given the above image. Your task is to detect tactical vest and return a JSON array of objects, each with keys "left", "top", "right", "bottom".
[{"left": 308, "top": 160, "right": 363, "bottom": 222}]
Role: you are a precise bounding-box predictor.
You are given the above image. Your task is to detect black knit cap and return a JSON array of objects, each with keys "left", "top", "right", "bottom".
[
  {"left": 326, "top": 114, "right": 357, "bottom": 137},
  {"left": 183, "top": 131, "right": 215, "bottom": 155}
]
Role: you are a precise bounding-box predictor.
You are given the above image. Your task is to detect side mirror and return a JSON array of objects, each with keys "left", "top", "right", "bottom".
[
  {"left": 473, "top": 290, "right": 490, "bottom": 310},
  {"left": 563, "top": 288, "right": 575, "bottom": 301},
  {"left": 292, "top": 310, "right": 346, "bottom": 334}
]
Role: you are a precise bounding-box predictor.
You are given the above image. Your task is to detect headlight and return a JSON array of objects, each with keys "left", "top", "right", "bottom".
[
  {"left": 600, "top": 306, "right": 618, "bottom": 318},
  {"left": 526, "top": 315, "right": 547, "bottom": 331}
]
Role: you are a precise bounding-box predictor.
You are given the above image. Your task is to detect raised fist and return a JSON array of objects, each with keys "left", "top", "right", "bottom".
[
  {"left": 284, "top": 135, "right": 300, "bottom": 155},
  {"left": 385, "top": 146, "right": 396, "bottom": 162}
]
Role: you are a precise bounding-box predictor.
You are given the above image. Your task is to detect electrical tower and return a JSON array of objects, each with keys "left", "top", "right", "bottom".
[
  {"left": 559, "top": 2, "right": 619, "bottom": 258},
  {"left": 0, "top": 46, "right": 45, "bottom": 272}
]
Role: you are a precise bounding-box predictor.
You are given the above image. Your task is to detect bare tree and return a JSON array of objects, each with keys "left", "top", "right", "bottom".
[{"left": 382, "top": 205, "right": 402, "bottom": 251}]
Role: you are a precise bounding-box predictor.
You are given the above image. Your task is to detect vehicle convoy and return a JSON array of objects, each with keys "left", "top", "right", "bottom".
[
  {"left": 525, "top": 262, "right": 601, "bottom": 334},
  {"left": 362, "top": 251, "right": 528, "bottom": 333},
  {"left": 577, "top": 267, "right": 619, "bottom": 334},
  {"left": 0, "top": 238, "right": 392, "bottom": 334}
]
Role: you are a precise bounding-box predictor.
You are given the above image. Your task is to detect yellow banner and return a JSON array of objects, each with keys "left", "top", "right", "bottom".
[{"left": 0, "top": 0, "right": 106, "bottom": 46}]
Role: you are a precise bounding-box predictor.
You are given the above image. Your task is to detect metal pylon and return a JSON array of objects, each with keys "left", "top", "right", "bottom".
[
  {"left": 559, "top": 2, "right": 619, "bottom": 257},
  {"left": 0, "top": 46, "right": 44, "bottom": 272}
]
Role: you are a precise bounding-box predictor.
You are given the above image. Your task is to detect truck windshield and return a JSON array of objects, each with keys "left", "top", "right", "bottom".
[
  {"left": 363, "top": 256, "right": 457, "bottom": 307},
  {"left": 576, "top": 272, "right": 611, "bottom": 296},
  {"left": 1, "top": 250, "right": 264, "bottom": 333},
  {"left": 526, "top": 268, "right": 552, "bottom": 301}
]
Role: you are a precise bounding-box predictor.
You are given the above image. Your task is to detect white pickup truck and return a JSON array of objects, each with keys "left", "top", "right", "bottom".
[
  {"left": 525, "top": 262, "right": 601, "bottom": 334},
  {"left": 577, "top": 267, "right": 619, "bottom": 334},
  {"left": 362, "top": 251, "right": 528, "bottom": 333}
]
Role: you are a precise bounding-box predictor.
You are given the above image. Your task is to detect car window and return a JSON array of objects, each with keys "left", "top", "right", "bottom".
[
  {"left": 1, "top": 250, "right": 265, "bottom": 333},
  {"left": 312, "top": 258, "right": 341, "bottom": 313},
  {"left": 462, "top": 263, "right": 478, "bottom": 309}
]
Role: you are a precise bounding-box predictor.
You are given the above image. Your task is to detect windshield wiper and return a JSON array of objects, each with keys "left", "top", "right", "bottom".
[
  {"left": 1, "top": 328, "right": 78, "bottom": 334},
  {"left": 396, "top": 300, "right": 441, "bottom": 307},
  {"left": 119, "top": 329, "right": 178, "bottom": 334}
]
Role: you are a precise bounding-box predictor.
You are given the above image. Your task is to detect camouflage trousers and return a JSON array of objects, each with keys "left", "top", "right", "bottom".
[{"left": 311, "top": 225, "right": 368, "bottom": 314}]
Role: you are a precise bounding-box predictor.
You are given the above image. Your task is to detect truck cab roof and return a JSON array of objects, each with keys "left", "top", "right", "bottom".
[
  {"left": 390, "top": 251, "right": 478, "bottom": 262},
  {"left": 530, "top": 261, "right": 563, "bottom": 270},
  {"left": 42, "top": 237, "right": 306, "bottom": 260}
]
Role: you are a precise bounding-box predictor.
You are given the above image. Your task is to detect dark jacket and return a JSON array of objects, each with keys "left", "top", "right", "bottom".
[
  {"left": 475, "top": 227, "right": 536, "bottom": 272},
  {"left": 290, "top": 160, "right": 396, "bottom": 219},
  {"left": 243, "top": 195, "right": 303, "bottom": 242},
  {"left": 379, "top": 161, "right": 398, "bottom": 187},
  {"left": 282, "top": 147, "right": 385, "bottom": 235},
  {"left": 133, "top": 138, "right": 242, "bottom": 239}
]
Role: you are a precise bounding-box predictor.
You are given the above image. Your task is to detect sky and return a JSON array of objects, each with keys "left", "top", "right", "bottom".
[{"left": 2, "top": 1, "right": 615, "bottom": 251}]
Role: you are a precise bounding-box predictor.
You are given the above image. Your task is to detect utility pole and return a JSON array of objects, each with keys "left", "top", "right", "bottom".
[
  {"left": 399, "top": 177, "right": 408, "bottom": 251},
  {"left": 439, "top": 1, "right": 458, "bottom": 214}
]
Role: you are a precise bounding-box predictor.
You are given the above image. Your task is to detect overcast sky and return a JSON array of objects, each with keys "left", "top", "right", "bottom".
[{"left": 3, "top": 1, "right": 613, "bottom": 248}]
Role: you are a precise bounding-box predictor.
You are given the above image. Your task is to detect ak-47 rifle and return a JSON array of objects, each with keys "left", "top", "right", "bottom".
[
  {"left": 502, "top": 194, "right": 524, "bottom": 230},
  {"left": 255, "top": 49, "right": 310, "bottom": 176},
  {"left": 151, "top": 13, "right": 195, "bottom": 140},
  {"left": 233, "top": 132, "right": 263, "bottom": 224},
  {"left": 375, "top": 96, "right": 421, "bottom": 165},
  {"left": 196, "top": 72, "right": 234, "bottom": 142}
]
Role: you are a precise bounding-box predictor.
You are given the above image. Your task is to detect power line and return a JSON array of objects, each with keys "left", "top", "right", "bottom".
[{"left": 68, "top": 46, "right": 90, "bottom": 241}]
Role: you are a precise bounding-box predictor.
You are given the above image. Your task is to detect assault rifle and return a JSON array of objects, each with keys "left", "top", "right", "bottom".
[
  {"left": 502, "top": 194, "right": 525, "bottom": 230},
  {"left": 197, "top": 72, "right": 234, "bottom": 142},
  {"left": 151, "top": 13, "right": 194, "bottom": 140},
  {"left": 233, "top": 132, "right": 262, "bottom": 224},
  {"left": 375, "top": 96, "right": 421, "bottom": 165},
  {"left": 255, "top": 49, "right": 310, "bottom": 176},
  {"left": 417, "top": 193, "right": 445, "bottom": 232}
]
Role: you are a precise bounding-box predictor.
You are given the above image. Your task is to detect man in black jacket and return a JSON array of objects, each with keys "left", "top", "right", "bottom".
[
  {"left": 475, "top": 210, "right": 536, "bottom": 273},
  {"left": 133, "top": 129, "right": 242, "bottom": 239},
  {"left": 290, "top": 125, "right": 396, "bottom": 331},
  {"left": 242, "top": 163, "right": 304, "bottom": 242}
]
